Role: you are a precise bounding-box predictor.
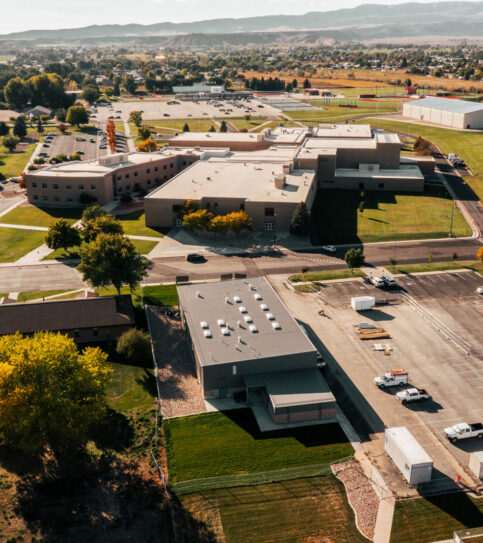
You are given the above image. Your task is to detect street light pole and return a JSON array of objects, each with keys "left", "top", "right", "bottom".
[{"left": 449, "top": 203, "right": 455, "bottom": 237}]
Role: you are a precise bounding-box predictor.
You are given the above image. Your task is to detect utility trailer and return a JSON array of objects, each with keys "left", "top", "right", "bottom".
[
  {"left": 384, "top": 427, "right": 433, "bottom": 484},
  {"left": 351, "top": 296, "right": 376, "bottom": 311}
]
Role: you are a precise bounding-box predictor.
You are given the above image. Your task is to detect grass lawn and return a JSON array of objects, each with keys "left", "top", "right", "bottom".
[
  {"left": 114, "top": 121, "right": 125, "bottom": 133},
  {"left": 393, "top": 260, "right": 483, "bottom": 275},
  {"left": 44, "top": 238, "right": 157, "bottom": 260},
  {"left": 178, "top": 475, "right": 368, "bottom": 543},
  {"left": 0, "top": 205, "right": 82, "bottom": 227},
  {"left": 146, "top": 119, "right": 216, "bottom": 132},
  {"left": 143, "top": 284, "right": 178, "bottom": 306},
  {"left": 390, "top": 494, "right": 483, "bottom": 543},
  {"left": 165, "top": 409, "right": 353, "bottom": 483},
  {"left": 106, "top": 360, "right": 156, "bottom": 414},
  {"left": 116, "top": 209, "right": 167, "bottom": 238},
  {"left": 284, "top": 106, "right": 394, "bottom": 123},
  {"left": 17, "top": 289, "right": 72, "bottom": 302},
  {"left": 228, "top": 117, "right": 268, "bottom": 131},
  {"left": 310, "top": 187, "right": 471, "bottom": 245},
  {"left": 0, "top": 227, "right": 46, "bottom": 262},
  {"left": 294, "top": 283, "right": 322, "bottom": 292},
  {"left": 356, "top": 118, "right": 483, "bottom": 201},
  {"left": 290, "top": 268, "right": 366, "bottom": 282},
  {"left": 0, "top": 141, "right": 37, "bottom": 180}
]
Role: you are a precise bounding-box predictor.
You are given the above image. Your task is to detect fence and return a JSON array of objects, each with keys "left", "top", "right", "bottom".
[{"left": 170, "top": 456, "right": 354, "bottom": 496}]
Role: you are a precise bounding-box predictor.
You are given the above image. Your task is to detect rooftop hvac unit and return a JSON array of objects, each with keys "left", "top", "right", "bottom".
[
  {"left": 225, "top": 296, "right": 229, "bottom": 304},
  {"left": 254, "top": 293, "right": 262, "bottom": 300},
  {"left": 203, "top": 330, "right": 212, "bottom": 338},
  {"left": 249, "top": 325, "right": 258, "bottom": 333},
  {"left": 221, "top": 328, "right": 230, "bottom": 336},
  {"left": 266, "top": 313, "right": 274, "bottom": 320},
  {"left": 244, "top": 315, "right": 253, "bottom": 323},
  {"left": 217, "top": 319, "right": 226, "bottom": 327},
  {"left": 260, "top": 304, "right": 269, "bottom": 311},
  {"left": 272, "top": 322, "right": 281, "bottom": 330},
  {"left": 200, "top": 321, "right": 208, "bottom": 329},
  {"left": 239, "top": 306, "right": 247, "bottom": 313},
  {"left": 196, "top": 290, "right": 201, "bottom": 298},
  {"left": 233, "top": 296, "right": 241, "bottom": 303}
]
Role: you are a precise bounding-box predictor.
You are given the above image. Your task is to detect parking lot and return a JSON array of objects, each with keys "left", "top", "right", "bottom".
[
  {"left": 93, "top": 97, "right": 281, "bottom": 123},
  {"left": 35, "top": 130, "right": 128, "bottom": 163},
  {"left": 270, "top": 271, "right": 483, "bottom": 495}
]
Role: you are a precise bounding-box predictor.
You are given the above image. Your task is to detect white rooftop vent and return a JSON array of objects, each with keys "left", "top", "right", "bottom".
[
  {"left": 249, "top": 325, "right": 258, "bottom": 333},
  {"left": 272, "top": 322, "right": 281, "bottom": 330},
  {"left": 248, "top": 283, "right": 253, "bottom": 290},
  {"left": 196, "top": 290, "right": 201, "bottom": 298},
  {"left": 244, "top": 315, "right": 253, "bottom": 323},
  {"left": 260, "top": 304, "right": 269, "bottom": 311},
  {"left": 221, "top": 327, "right": 230, "bottom": 336},
  {"left": 217, "top": 319, "right": 226, "bottom": 327},
  {"left": 233, "top": 296, "right": 241, "bottom": 303},
  {"left": 225, "top": 296, "right": 229, "bottom": 304},
  {"left": 203, "top": 330, "right": 212, "bottom": 338},
  {"left": 200, "top": 321, "right": 209, "bottom": 329},
  {"left": 266, "top": 313, "right": 274, "bottom": 320},
  {"left": 237, "top": 320, "right": 242, "bottom": 328},
  {"left": 254, "top": 293, "right": 262, "bottom": 300},
  {"left": 239, "top": 306, "right": 247, "bottom": 313}
]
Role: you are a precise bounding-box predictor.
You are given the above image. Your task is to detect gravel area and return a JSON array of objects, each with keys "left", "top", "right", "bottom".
[
  {"left": 332, "top": 460, "right": 379, "bottom": 540},
  {"left": 146, "top": 305, "right": 207, "bottom": 418}
]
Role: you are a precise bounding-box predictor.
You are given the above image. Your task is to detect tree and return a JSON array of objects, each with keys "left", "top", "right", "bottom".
[
  {"left": 182, "top": 209, "right": 213, "bottom": 231},
  {"left": 209, "top": 125, "right": 216, "bottom": 133},
  {"left": 113, "top": 82, "right": 121, "bottom": 96},
  {"left": 303, "top": 78, "right": 311, "bottom": 89},
  {"left": 388, "top": 257, "right": 397, "bottom": 272},
  {"left": 37, "top": 117, "right": 43, "bottom": 134},
  {"left": 78, "top": 233, "right": 148, "bottom": 295},
  {"left": 129, "top": 110, "right": 143, "bottom": 127},
  {"left": 220, "top": 120, "right": 228, "bottom": 132},
  {"left": 58, "top": 123, "right": 67, "bottom": 133},
  {"left": 106, "top": 119, "right": 117, "bottom": 153},
  {"left": 82, "top": 204, "right": 108, "bottom": 224},
  {"left": 137, "top": 138, "right": 157, "bottom": 152},
  {"left": 0, "top": 332, "right": 111, "bottom": 456},
  {"left": 0, "top": 121, "right": 9, "bottom": 136},
  {"left": 66, "top": 105, "right": 88, "bottom": 127},
  {"left": 81, "top": 85, "right": 100, "bottom": 104},
  {"left": 138, "top": 126, "right": 151, "bottom": 140},
  {"left": 2, "top": 135, "right": 19, "bottom": 152},
  {"left": 477, "top": 247, "right": 483, "bottom": 262},
  {"left": 182, "top": 123, "right": 190, "bottom": 132},
  {"left": 223, "top": 211, "right": 252, "bottom": 233},
  {"left": 82, "top": 215, "right": 124, "bottom": 243},
  {"left": 344, "top": 248, "right": 365, "bottom": 273},
  {"left": 124, "top": 75, "right": 137, "bottom": 94},
  {"left": 116, "top": 329, "right": 152, "bottom": 366},
  {"left": 289, "top": 202, "right": 311, "bottom": 236},
  {"left": 13, "top": 116, "right": 27, "bottom": 140},
  {"left": 4, "top": 77, "right": 31, "bottom": 110},
  {"left": 45, "top": 218, "right": 82, "bottom": 253},
  {"left": 292, "top": 79, "right": 298, "bottom": 88}
]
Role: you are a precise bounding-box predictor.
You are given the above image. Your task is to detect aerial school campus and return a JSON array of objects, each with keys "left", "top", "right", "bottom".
[{"left": 0, "top": 5, "right": 483, "bottom": 542}]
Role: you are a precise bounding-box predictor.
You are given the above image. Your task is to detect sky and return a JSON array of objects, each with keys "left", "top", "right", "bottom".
[{"left": 2, "top": 0, "right": 453, "bottom": 35}]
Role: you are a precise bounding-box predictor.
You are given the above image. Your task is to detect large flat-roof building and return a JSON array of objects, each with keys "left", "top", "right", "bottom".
[
  {"left": 177, "top": 277, "right": 336, "bottom": 430},
  {"left": 402, "top": 97, "right": 483, "bottom": 129},
  {"left": 144, "top": 150, "right": 317, "bottom": 230}
]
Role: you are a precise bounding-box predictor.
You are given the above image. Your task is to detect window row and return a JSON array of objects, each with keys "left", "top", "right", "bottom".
[
  {"left": 116, "top": 162, "right": 176, "bottom": 180},
  {"left": 31, "top": 182, "right": 96, "bottom": 190}
]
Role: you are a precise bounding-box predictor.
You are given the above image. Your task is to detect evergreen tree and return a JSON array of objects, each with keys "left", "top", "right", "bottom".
[
  {"left": 13, "top": 116, "right": 27, "bottom": 140},
  {"left": 182, "top": 123, "right": 190, "bottom": 132},
  {"left": 220, "top": 120, "right": 228, "bottom": 133},
  {"left": 289, "top": 202, "right": 311, "bottom": 236}
]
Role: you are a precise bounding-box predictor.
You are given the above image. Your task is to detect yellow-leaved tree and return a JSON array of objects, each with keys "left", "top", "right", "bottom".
[{"left": 0, "top": 332, "right": 112, "bottom": 456}]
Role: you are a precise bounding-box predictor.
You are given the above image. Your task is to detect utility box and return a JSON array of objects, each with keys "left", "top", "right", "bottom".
[
  {"left": 469, "top": 451, "right": 483, "bottom": 480},
  {"left": 384, "top": 427, "right": 433, "bottom": 484},
  {"left": 351, "top": 296, "right": 376, "bottom": 311}
]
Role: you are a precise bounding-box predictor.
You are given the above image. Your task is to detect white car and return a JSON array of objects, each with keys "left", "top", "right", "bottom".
[
  {"left": 321, "top": 245, "right": 337, "bottom": 253},
  {"left": 477, "top": 287, "right": 483, "bottom": 294}
]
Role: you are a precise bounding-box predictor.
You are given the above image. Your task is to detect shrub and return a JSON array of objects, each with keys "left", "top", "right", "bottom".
[{"left": 120, "top": 194, "right": 133, "bottom": 203}]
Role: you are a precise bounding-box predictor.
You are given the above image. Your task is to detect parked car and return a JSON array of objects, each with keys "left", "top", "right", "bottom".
[
  {"left": 321, "top": 245, "right": 337, "bottom": 253},
  {"left": 374, "top": 370, "right": 408, "bottom": 389},
  {"left": 477, "top": 287, "right": 483, "bottom": 294},
  {"left": 90, "top": 138, "right": 96, "bottom": 143},
  {"left": 381, "top": 275, "right": 397, "bottom": 288},
  {"left": 396, "top": 388, "right": 431, "bottom": 404},
  {"left": 444, "top": 422, "right": 483, "bottom": 443},
  {"left": 370, "top": 276, "right": 386, "bottom": 288},
  {"left": 163, "top": 113, "right": 170, "bottom": 117},
  {"left": 76, "top": 136, "right": 86, "bottom": 141},
  {"left": 186, "top": 253, "right": 206, "bottom": 263}
]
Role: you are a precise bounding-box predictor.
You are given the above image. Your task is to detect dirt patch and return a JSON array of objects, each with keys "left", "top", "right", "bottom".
[
  {"left": 146, "top": 306, "right": 206, "bottom": 418},
  {"left": 332, "top": 460, "right": 378, "bottom": 540}
]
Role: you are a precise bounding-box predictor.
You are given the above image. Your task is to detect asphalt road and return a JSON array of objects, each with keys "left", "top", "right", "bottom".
[{"left": 0, "top": 236, "right": 481, "bottom": 293}]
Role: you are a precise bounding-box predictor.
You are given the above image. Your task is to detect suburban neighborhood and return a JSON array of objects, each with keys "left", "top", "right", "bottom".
[{"left": 0, "top": 1, "right": 482, "bottom": 542}]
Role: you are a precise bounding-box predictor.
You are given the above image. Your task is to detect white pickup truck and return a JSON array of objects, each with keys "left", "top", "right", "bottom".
[
  {"left": 396, "top": 388, "right": 431, "bottom": 404},
  {"left": 444, "top": 422, "right": 483, "bottom": 443},
  {"left": 374, "top": 370, "right": 408, "bottom": 389}
]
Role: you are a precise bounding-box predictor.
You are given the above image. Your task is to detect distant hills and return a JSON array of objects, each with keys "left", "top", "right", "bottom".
[{"left": 1, "top": 2, "right": 482, "bottom": 44}]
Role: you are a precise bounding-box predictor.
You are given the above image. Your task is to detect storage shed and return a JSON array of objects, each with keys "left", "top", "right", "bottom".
[
  {"left": 384, "top": 427, "right": 433, "bottom": 484},
  {"left": 469, "top": 451, "right": 483, "bottom": 480},
  {"left": 402, "top": 97, "right": 483, "bottom": 129}
]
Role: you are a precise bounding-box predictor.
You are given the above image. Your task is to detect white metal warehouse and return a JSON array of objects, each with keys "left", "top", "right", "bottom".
[{"left": 402, "top": 97, "right": 483, "bottom": 129}]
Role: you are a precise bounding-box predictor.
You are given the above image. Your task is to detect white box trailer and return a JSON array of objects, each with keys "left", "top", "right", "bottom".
[
  {"left": 351, "top": 296, "right": 376, "bottom": 311},
  {"left": 384, "top": 427, "right": 433, "bottom": 484},
  {"left": 469, "top": 451, "right": 483, "bottom": 480}
]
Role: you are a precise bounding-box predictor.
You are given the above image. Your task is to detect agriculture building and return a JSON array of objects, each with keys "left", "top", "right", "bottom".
[
  {"left": 178, "top": 277, "right": 337, "bottom": 430},
  {"left": 402, "top": 97, "right": 483, "bottom": 129}
]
